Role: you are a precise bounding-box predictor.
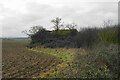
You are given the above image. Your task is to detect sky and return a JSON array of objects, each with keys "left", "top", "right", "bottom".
[{"left": 0, "top": 0, "right": 119, "bottom": 37}]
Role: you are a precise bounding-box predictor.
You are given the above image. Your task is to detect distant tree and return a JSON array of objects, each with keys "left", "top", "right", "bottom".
[
  {"left": 51, "top": 17, "right": 63, "bottom": 32},
  {"left": 66, "top": 23, "right": 78, "bottom": 35},
  {"left": 102, "top": 20, "right": 113, "bottom": 27},
  {"left": 66, "top": 23, "right": 77, "bottom": 30},
  {"left": 22, "top": 25, "right": 52, "bottom": 48},
  {"left": 22, "top": 26, "right": 45, "bottom": 36}
]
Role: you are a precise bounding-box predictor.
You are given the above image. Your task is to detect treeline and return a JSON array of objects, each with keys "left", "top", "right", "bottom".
[{"left": 23, "top": 17, "right": 119, "bottom": 48}]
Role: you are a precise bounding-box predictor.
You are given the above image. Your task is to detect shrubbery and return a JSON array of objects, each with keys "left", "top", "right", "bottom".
[
  {"left": 73, "top": 28, "right": 99, "bottom": 48},
  {"left": 23, "top": 18, "right": 119, "bottom": 48},
  {"left": 29, "top": 25, "right": 119, "bottom": 48},
  {"left": 73, "top": 42, "right": 119, "bottom": 78}
]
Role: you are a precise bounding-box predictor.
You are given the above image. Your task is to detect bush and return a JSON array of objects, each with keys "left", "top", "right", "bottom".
[
  {"left": 43, "top": 40, "right": 71, "bottom": 48},
  {"left": 27, "top": 24, "right": 119, "bottom": 48},
  {"left": 29, "top": 28, "right": 77, "bottom": 48},
  {"left": 74, "top": 28, "right": 99, "bottom": 48},
  {"left": 30, "top": 30, "right": 53, "bottom": 44},
  {"left": 74, "top": 42, "right": 119, "bottom": 78},
  {"left": 87, "top": 43, "right": 119, "bottom": 78}
]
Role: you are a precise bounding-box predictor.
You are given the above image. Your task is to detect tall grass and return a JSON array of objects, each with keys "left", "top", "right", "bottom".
[
  {"left": 97, "top": 26, "right": 118, "bottom": 44},
  {"left": 74, "top": 25, "right": 119, "bottom": 48}
]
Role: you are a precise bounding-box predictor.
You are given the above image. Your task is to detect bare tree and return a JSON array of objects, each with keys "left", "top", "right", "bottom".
[
  {"left": 51, "top": 17, "right": 63, "bottom": 31},
  {"left": 66, "top": 23, "right": 77, "bottom": 30},
  {"left": 103, "top": 20, "right": 113, "bottom": 27},
  {"left": 22, "top": 25, "right": 45, "bottom": 36}
]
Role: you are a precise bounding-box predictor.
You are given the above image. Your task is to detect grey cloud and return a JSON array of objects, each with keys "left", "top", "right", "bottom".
[
  {"left": 59, "top": 2, "right": 118, "bottom": 27},
  {"left": 2, "top": 3, "right": 55, "bottom": 37},
  {"left": 2, "top": 2, "right": 118, "bottom": 37}
]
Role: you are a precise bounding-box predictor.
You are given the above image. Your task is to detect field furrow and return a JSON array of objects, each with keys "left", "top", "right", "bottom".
[{"left": 2, "top": 40, "right": 62, "bottom": 78}]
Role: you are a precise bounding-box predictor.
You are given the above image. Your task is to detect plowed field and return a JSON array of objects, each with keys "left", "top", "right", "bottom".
[{"left": 2, "top": 40, "right": 62, "bottom": 78}]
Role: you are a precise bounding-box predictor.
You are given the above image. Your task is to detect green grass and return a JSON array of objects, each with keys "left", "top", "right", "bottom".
[
  {"left": 51, "top": 29, "right": 71, "bottom": 36},
  {"left": 30, "top": 48, "right": 77, "bottom": 62},
  {"left": 30, "top": 47, "right": 86, "bottom": 78}
]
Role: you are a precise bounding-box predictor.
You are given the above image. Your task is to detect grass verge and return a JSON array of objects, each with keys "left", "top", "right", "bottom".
[
  {"left": 30, "top": 42, "right": 119, "bottom": 78},
  {"left": 29, "top": 47, "right": 86, "bottom": 78}
]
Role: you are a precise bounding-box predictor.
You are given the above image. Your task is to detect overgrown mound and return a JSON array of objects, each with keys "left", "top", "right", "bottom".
[{"left": 27, "top": 25, "right": 119, "bottom": 48}]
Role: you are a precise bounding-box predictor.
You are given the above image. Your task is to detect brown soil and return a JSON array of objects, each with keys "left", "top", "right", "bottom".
[{"left": 2, "top": 40, "right": 62, "bottom": 78}]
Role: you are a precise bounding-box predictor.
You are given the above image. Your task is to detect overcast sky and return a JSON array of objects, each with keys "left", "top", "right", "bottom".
[{"left": 0, "top": 0, "right": 119, "bottom": 37}]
